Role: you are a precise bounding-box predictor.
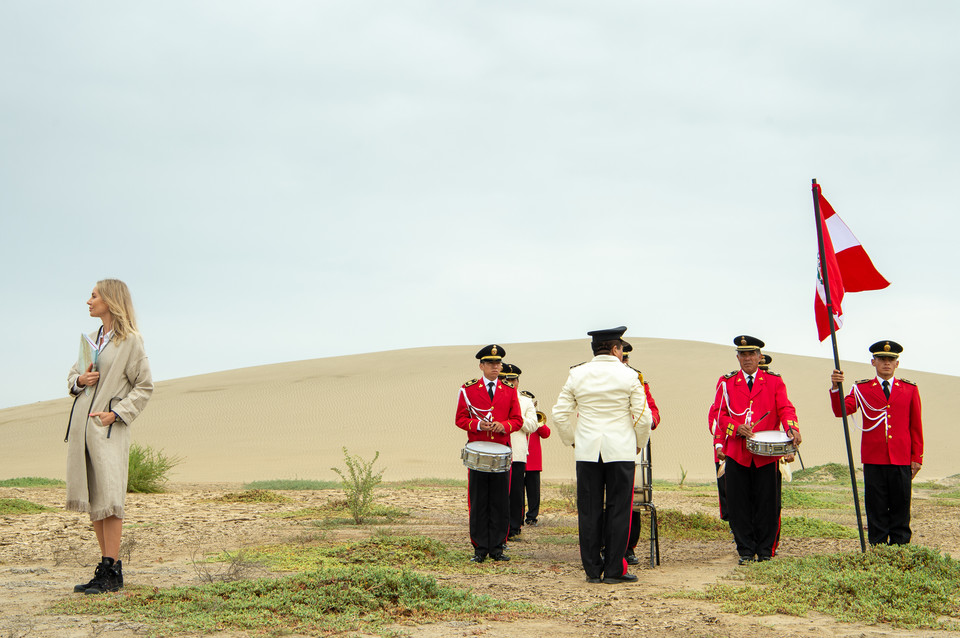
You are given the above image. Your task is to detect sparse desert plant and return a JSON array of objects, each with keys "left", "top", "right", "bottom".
[
  {"left": 192, "top": 547, "right": 266, "bottom": 583},
  {"left": 559, "top": 481, "right": 577, "bottom": 510},
  {"left": 331, "top": 447, "right": 384, "bottom": 524},
  {"left": 127, "top": 443, "right": 182, "bottom": 493},
  {"left": 679, "top": 464, "right": 688, "bottom": 488}
]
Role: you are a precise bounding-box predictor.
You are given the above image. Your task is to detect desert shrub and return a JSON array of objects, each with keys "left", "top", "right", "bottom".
[
  {"left": 331, "top": 447, "right": 383, "bottom": 524},
  {"left": 127, "top": 443, "right": 182, "bottom": 493}
]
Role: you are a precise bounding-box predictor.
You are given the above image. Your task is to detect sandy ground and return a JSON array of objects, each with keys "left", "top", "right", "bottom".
[{"left": 2, "top": 481, "right": 960, "bottom": 638}]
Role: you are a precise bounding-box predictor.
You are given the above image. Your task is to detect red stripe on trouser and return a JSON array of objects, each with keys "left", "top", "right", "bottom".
[
  {"left": 466, "top": 471, "right": 476, "bottom": 548},
  {"left": 622, "top": 465, "right": 634, "bottom": 575},
  {"left": 772, "top": 515, "right": 781, "bottom": 557}
]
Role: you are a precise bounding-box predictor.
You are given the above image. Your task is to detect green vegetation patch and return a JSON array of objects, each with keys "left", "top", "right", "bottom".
[
  {"left": 219, "top": 534, "right": 520, "bottom": 575},
  {"left": 0, "top": 498, "right": 55, "bottom": 515},
  {"left": 275, "top": 500, "right": 409, "bottom": 525},
  {"left": 793, "top": 463, "right": 856, "bottom": 484},
  {"left": 51, "top": 565, "right": 538, "bottom": 636},
  {"left": 912, "top": 481, "right": 951, "bottom": 491},
  {"left": 217, "top": 489, "right": 290, "bottom": 504},
  {"left": 651, "top": 479, "right": 711, "bottom": 492},
  {"left": 243, "top": 479, "right": 341, "bottom": 491},
  {"left": 385, "top": 478, "right": 467, "bottom": 489},
  {"left": 0, "top": 477, "right": 65, "bottom": 488},
  {"left": 929, "top": 489, "right": 960, "bottom": 501},
  {"left": 780, "top": 516, "right": 857, "bottom": 539},
  {"left": 685, "top": 545, "right": 960, "bottom": 629},
  {"left": 657, "top": 510, "right": 730, "bottom": 541},
  {"left": 539, "top": 498, "right": 577, "bottom": 514},
  {"left": 781, "top": 486, "right": 845, "bottom": 509}
]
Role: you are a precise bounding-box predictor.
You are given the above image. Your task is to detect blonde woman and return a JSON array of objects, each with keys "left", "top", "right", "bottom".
[{"left": 65, "top": 279, "right": 153, "bottom": 594}]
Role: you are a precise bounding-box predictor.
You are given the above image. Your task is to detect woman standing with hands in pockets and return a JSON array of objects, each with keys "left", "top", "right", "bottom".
[{"left": 65, "top": 279, "right": 153, "bottom": 594}]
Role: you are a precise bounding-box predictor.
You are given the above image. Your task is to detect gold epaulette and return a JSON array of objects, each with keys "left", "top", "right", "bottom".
[
  {"left": 570, "top": 361, "right": 587, "bottom": 369},
  {"left": 502, "top": 379, "right": 516, "bottom": 388},
  {"left": 765, "top": 370, "right": 781, "bottom": 377},
  {"left": 723, "top": 370, "right": 738, "bottom": 379},
  {"left": 464, "top": 379, "right": 479, "bottom": 387},
  {"left": 899, "top": 378, "right": 917, "bottom": 386},
  {"left": 520, "top": 390, "right": 535, "bottom": 399},
  {"left": 855, "top": 379, "right": 872, "bottom": 385}
]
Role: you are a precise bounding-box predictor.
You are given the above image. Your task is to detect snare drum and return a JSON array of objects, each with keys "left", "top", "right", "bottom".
[
  {"left": 746, "top": 430, "right": 797, "bottom": 457},
  {"left": 461, "top": 441, "right": 512, "bottom": 473}
]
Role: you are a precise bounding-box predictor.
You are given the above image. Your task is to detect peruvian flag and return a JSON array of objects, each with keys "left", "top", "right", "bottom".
[{"left": 815, "top": 184, "right": 890, "bottom": 341}]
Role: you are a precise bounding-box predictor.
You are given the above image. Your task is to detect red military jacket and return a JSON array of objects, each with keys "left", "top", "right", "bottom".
[
  {"left": 628, "top": 366, "right": 661, "bottom": 430},
  {"left": 456, "top": 377, "right": 523, "bottom": 447},
  {"left": 525, "top": 421, "right": 551, "bottom": 472},
  {"left": 830, "top": 376, "right": 923, "bottom": 466},
  {"left": 644, "top": 383, "right": 661, "bottom": 430},
  {"left": 708, "top": 370, "right": 799, "bottom": 468}
]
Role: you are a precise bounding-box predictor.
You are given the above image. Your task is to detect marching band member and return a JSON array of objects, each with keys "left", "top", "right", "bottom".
[
  {"left": 621, "top": 341, "right": 661, "bottom": 566},
  {"left": 499, "top": 363, "right": 539, "bottom": 540},
  {"left": 830, "top": 340, "right": 923, "bottom": 545},
  {"left": 455, "top": 345, "right": 523, "bottom": 563},
  {"left": 553, "top": 326, "right": 652, "bottom": 584},
  {"left": 708, "top": 335, "right": 801, "bottom": 564}
]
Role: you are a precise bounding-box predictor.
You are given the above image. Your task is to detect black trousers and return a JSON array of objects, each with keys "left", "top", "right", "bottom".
[
  {"left": 715, "top": 461, "right": 729, "bottom": 521},
  {"left": 508, "top": 461, "right": 526, "bottom": 535},
  {"left": 468, "top": 468, "right": 511, "bottom": 557},
  {"left": 724, "top": 458, "right": 780, "bottom": 559},
  {"left": 576, "top": 459, "right": 635, "bottom": 579},
  {"left": 628, "top": 510, "right": 642, "bottom": 551},
  {"left": 864, "top": 464, "right": 912, "bottom": 545},
  {"left": 524, "top": 470, "right": 542, "bottom": 522}
]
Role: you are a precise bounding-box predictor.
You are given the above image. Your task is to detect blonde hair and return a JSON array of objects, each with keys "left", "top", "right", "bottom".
[{"left": 96, "top": 279, "right": 139, "bottom": 342}]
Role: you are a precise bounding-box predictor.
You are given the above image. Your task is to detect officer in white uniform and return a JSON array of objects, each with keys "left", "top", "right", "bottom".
[{"left": 552, "top": 326, "right": 653, "bottom": 584}]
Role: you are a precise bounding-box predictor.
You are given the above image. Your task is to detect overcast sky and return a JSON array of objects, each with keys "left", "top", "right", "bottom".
[{"left": 2, "top": 1, "right": 958, "bottom": 409}]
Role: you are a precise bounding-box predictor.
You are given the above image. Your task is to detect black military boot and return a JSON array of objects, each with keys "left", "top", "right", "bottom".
[{"left": 84, "top": 557, "right": 123, "bottom": 594}]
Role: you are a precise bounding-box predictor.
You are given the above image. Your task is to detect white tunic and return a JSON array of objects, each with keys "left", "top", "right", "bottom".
[{"left": 552, "top": 354, "right": 652, "bottom": 463}]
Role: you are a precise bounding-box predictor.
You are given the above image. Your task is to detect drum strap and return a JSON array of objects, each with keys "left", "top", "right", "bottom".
[{"left": 850, "top": 385, "right": 886, "bottom": 433}]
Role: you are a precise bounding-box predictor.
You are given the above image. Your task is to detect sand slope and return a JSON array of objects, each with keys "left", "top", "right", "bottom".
[{"left": 1, "top": 337, "right": 956, "bottom": 483}]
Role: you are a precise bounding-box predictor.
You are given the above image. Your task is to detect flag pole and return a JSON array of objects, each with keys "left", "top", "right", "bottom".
[{"left": 812, "top": 178, "right": 867, "bottom": 553}]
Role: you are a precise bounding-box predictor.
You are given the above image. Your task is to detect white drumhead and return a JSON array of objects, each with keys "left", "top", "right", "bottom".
[
  {"left": 465, "top": 441, "right": 511, "bottom": 454},
  {"left": 750, "top": 430, "right": 790, "bottom": 443}
]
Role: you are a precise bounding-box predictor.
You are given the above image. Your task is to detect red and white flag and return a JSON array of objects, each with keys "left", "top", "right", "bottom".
[{"left": 815, "top": 185, "right": 889, "bottom": 342}]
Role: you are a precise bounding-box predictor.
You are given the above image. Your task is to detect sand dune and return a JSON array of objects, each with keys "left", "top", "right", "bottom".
[{"left": 1, "top": 337, "right": 956, "bottom": 483}]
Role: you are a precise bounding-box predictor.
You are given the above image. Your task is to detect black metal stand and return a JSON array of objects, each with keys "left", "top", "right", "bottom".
[{"left": 635, "top": 439, "right": 660, "bottom": 567}]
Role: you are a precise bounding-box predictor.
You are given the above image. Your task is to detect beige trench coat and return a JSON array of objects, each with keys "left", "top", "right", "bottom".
[{"left": 65, "top": 330, "right": 153, "bottom": 521}]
